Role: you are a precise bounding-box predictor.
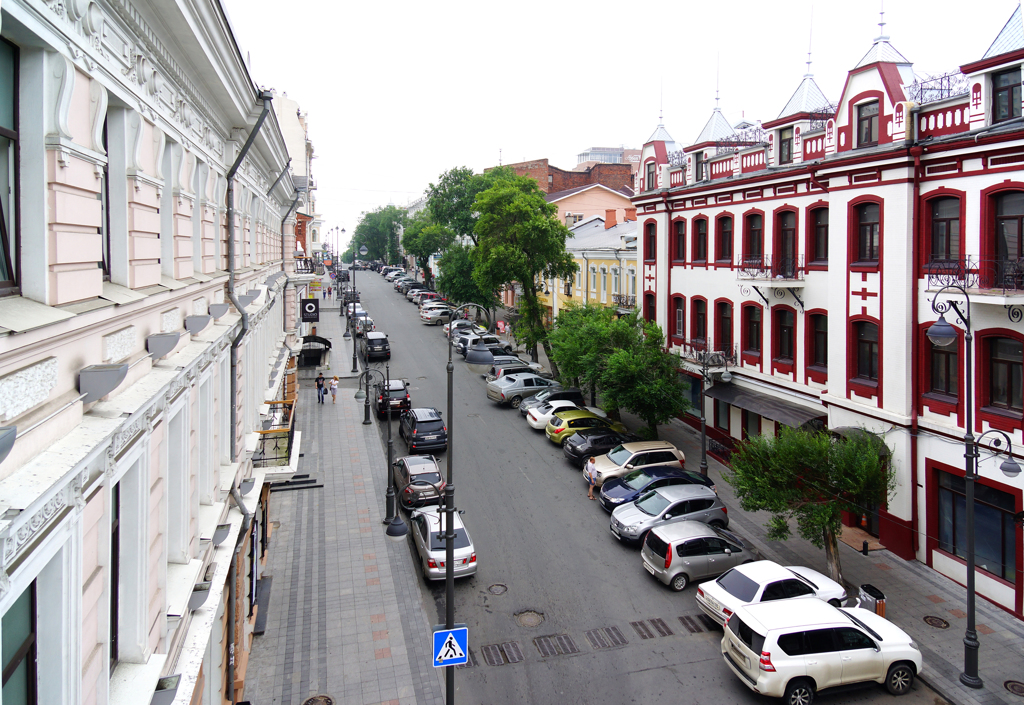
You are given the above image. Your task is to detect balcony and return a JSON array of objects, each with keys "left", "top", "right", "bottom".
[
  {"left": 612, "top": 294, "right": 636, "bottom": 310},
  {"left": 736, "top": 255, "right": 805, "bottom": 287},
  {"left": 295, "top": 257, "right": 315, "bottom": 274},
  {"left": 925, "top": 257, "right": 1024, "bottom": 304}
]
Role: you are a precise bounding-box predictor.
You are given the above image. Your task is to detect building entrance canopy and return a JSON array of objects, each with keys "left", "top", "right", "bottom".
[{"left": 704, "top": 384, "right": 826, "bottom": 429}]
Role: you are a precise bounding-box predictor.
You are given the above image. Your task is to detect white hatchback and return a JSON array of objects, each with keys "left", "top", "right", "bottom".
[
  {"left": 722, "top": 599, "right": 922, "bottom": 704},
  {"left": 526, "top": 399, "right": 580, "bottom": 429},
  {"left": 696, "top": 560, "right": 846, "bottom": 626}
]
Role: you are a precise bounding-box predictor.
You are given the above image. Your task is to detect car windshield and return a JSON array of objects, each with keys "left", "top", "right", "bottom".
[
  {"left": 417, "top": 420, "right": 444, "bottom": 432},
  {"left": 623, "top": 469, "right": 654, "bottom": 490},
  {"left": 716, "top": 568, "right": 760, "bottom": 602},
  {"left": 635, "top": 490, "right": 670, "bottom": 516},
  {"left": 428, "top": 527, "right": 472, "bottom": 551},
  {"left": 534, "top": 388, "right": 556, "bottom": 401},
  {"left": 410, "top": 471, "right": 443, "bottom": 486},
  {"left": 606, "top": 445, "right": 633, "bottom": 466},
  {"left": 537, "top": 403, "right": 552, "bottom": 414}
]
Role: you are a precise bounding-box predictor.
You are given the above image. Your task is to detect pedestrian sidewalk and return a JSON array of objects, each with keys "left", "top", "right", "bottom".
[
  {"left": 646, "top": 414, "right": 1024, "bottom": 705},
  {"left": 245, "top": 309, "right": 444, "bottom": 705}
]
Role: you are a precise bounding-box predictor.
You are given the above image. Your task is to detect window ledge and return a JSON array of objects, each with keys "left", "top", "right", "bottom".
[
  {"left": 850, "top": 262, "right": 879, "bottom": 272},
  {"left": 806, "top": 365, "right": 828, "bottom": 384},
  {"left": 979, "top": 405, "right": 1023, "bottom": 432},
  {"left": 922, "top": 392, "right": 959, "bottom": 417},
  {"left": 849, "top": 377, "right": 879, "bottom": 399}
]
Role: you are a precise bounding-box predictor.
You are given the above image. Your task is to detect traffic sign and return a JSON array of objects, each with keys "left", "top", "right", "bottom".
[{"left": 432, "top": 626, "right": 468, "bottom": 668}]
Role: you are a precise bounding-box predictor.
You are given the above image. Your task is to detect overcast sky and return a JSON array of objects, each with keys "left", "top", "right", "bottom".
[{"left": 221, "top": 0, "right": 1018, "bottom": 253}]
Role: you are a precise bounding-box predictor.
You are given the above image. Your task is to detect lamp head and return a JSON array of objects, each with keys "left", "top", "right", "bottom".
[
  {"left": 926, "top": 315, "right": 957, "bottom": 348},
  {"left": 720, "top": 370, "right": 733, "bottom": 383},
  {"left": 384, "top": 514, "right": 408, "bottom": 543},
  {"left": 354, "top": 388, "right": 366, "bottom": 401},
  {"left": 465, "top": 341, "right": 495, "bottom": 374},
  {"left": 1000, "top": 455, "right": 1022, "bottom": 478}
]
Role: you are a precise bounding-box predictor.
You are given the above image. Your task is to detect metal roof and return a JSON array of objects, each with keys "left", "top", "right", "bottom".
[
  {"left": 983, "top": 4, "right": 1023, "bottom": 59},
  {"left": 647, "top": 123, "right": 675, "bottom": 144},
  {"left": 703, "top": 383, "right": 826, "bottom": 428},
  {"left": 777, "top": 75, "right": 832, "bottom": 119},
  {"left": 855, "top": 36, "right": 911, "bottom": 68},
  {"left": 693, "top": 108, "right": 735, "bottom": 144}
]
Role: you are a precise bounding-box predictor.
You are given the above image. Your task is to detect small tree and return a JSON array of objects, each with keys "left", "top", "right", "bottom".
[
  {"left": 726, "top": 426, "right": 894, "bottom": 585},
  {"left": 401, "top": 211, "right": 451, "bottom": 289}
]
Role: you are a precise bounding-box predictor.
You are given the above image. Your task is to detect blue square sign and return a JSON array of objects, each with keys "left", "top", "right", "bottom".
[{"left": 432, "top": 627, "right": 468, "bottom": 668}]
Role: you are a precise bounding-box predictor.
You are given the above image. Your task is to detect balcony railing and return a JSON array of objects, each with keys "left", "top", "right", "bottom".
[
  {"left": 295, "top": 257, "right": 315, "bottom": 274},
  {"left": 612, "top": 294, "right": 636, "bottom": 309},
  {"left": 736, "top": 255, "right": 805, "bottom": 281},
  {"left": 679, "top": 340, "right": 737, "bottom": 366},
  {"left": 925, "top": 256, "right": 1024, "bottom": 295},
  {"left": 254, "top": 399, "right": 295, "bottom": 468}
]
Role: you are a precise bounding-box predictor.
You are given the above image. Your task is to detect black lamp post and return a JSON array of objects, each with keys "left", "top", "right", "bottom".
[
  {"left": 354, "top": 367, "right": 384, "bottom": 426},
  {"left": 681, "top": 342, "right": 735, "bottom": 476},
  {"left": 927, "top": 285, "right": 1022, "bottom": 690}
]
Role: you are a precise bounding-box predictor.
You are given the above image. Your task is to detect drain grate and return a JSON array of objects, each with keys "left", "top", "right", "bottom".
[
  {"left": 456, "top": 650, "right": 477, "bottom": 669},
  {"left": 923, "top": 615, "right": 950, "bottom": 629},
  {"left": 480, "top": 642, "right": 523, "bottom": 666},
  {"left": 301, "top": 697, "right": 335, "bottom": 705},
  {"left": 480, "top": 644, "right": 504, "bottom": 667},
  {"left": 585, "top": 626, "right": 629, "bottom": 650},
  {"left": 1006, "top": 681, "right": 1024, "bottom": 697},
  {"left": 649, "top": 617, "right": 674, "bottom": 637},
  {"left": 534, "top": 634, "right": 580, "bottom": 658},
  {"left": 630, "top": 621, "right": 656, "bottom": 639},
  {"left": 488, "top": 584, "right": 508, "bottom": 595},
  {"left": 678, "top": 615, "right": 705, "bottom": 633},
  {"left": 502, "top": 641, "right": 524, "bottom": 664}
]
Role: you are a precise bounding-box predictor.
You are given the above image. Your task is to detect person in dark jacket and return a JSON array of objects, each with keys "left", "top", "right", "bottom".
[{"left": 315, "top": 372, "right": 326, "bottom": 404}]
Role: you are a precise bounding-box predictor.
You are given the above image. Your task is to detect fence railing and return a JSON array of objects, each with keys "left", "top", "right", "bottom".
[
  {"left": 736, "top": 254, "right": 805, "bottom": 281},
  {"left": 925, "top": 256, "right": 1024, "bottom": 294},
  {"left": 295, "top": 257, "right": 315, "bottom": 274},
  {"left": 253, "top": 398, "right": 295, "bottom": 468},
  {"left": 612, "top": 294, "right": 636, "bottom": 309}
]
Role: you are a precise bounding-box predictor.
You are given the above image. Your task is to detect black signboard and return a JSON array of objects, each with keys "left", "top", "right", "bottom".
[{"left": 300, "top": 298, "right": 320, "bottom": 322}]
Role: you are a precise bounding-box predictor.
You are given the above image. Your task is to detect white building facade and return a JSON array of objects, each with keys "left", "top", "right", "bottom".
[
  {"left": 635, "top": 11, "right": 1024, "bottom": 618},
  {"left": 0, "top": 1, "right": 316, "bottom": 704}
]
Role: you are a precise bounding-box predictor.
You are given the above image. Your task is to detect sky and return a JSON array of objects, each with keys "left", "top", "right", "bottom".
[{"left": 220, "top": 0, "right": 1019, "bottom": 253}]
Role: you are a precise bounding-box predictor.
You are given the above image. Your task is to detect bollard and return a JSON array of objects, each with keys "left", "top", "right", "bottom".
[{"left": 862, "top": 540, "right": 869, "bottom": 556}]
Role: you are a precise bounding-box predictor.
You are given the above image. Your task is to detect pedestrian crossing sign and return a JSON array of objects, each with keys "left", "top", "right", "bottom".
[{"left": 432, "top": 626, "right": 468, "bottom": 668}]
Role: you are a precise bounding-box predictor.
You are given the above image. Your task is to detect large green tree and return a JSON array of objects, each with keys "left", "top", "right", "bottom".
[
  {"left": 401, "top": 210, "right": 449, "bottom": 289},
  {"left": 726, "top": 426, "right": 894, "bottom": 584},
  {"left": 345, "top": 205, "right": 405, "bottom": 264},
  {"left": 548, "top": 303, "right": 620, "bottom": 405},
  {"left": 434, "top": 242, "right": 496, "bottom": 309},
  {"left": 471, "top": 174, "right": 577, "bottom": 367},
  {"left": 597, "top": 314, "right": 690, "bottom": 438}
]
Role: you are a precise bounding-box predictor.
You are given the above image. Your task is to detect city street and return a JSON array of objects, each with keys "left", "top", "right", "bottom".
[{"left": 358, "top": 272, "right": 947, "bottom": 705}]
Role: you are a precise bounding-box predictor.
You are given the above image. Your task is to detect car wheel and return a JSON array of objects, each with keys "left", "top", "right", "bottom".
[
  {"left": 783, "top": 678, "right": 815, "bottom": 705},
  {"left": 827, "top": 598, "right": 842, "bottom": 607},
  {"left": 885, "top": 663, "right": 915, "bottom": 695},
  {"left": 669, "top": 573, "right": 689, "bottom": 591},
  {"left": 709, "top": 520, "right": 726, "bottom": 529},
  {"left": 435, "top": 319, "right": 444, "bottom": 326},
  {"left": 509, "top": 396, "right": 522, "bottom": 409}
]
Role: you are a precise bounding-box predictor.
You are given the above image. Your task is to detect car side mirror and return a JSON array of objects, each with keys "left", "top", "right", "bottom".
[
  {"left": 625, "top": 463, "right": 634, "bottom": 470},
  {"left": 662, "top": 514, "right": 672, "bottom": 521},
  {"left": 724, "top": 548, "right": 732, "bottom": 555}
]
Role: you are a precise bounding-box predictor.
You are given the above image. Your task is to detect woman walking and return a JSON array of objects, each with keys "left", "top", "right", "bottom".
[
  {"left": 330, "top": 376, "right": 339, "bottom": 403},
  {"left": 585, "top": 457, "right": 598, "bottom": 500}
]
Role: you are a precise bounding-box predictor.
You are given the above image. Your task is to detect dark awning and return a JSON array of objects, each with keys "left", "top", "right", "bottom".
[
  {"left": 703, "top": 384, "right": 826, "bottom": 428},
  {"left": 301, "top": 335, "right": 332, "bottom": 349},
  {"left": 832, "top": 427, "right": 891, "bottom": 458}
]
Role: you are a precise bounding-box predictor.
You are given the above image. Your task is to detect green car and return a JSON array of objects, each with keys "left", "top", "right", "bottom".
[{"left": 545, "top": 409, "right": 626, "bottom": 445}]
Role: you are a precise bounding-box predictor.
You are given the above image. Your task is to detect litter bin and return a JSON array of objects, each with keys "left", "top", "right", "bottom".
[{"left": 859, "top": 584, "right": 886, "bottom": 617}]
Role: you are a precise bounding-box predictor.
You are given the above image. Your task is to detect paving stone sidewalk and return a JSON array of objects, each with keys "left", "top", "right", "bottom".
[{"left": 245, "top": 309, "right": 444, "bottom": 705}]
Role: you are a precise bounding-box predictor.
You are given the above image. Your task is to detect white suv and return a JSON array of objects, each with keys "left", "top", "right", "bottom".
[{"left": 722, "top": 599, "right": 922, "bottom": 705}]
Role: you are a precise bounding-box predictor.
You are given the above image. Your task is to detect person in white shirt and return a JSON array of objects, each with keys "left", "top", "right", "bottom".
[{"left": 585, "top": 457, "right": 598, "bottom": 500}]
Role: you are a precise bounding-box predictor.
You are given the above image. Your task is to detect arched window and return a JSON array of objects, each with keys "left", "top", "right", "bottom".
[
  {"left": 775, "top": 211, "right": 797, "bottom": 277},
  {"left": 644, "top": 293, "right": 656, "bottom": 322},
  {"left": 854, "top": 321, "right": 879, "bottom": 380},
  {"left": 716, "top": 301, "right": 733, "bottom": 350},
  {"left": 692, "top": 299, "right": 707, "bottom": 343},
  {"left": 995, "top": 192, "right": 1024, "bottom": 261},
  {"left": 673, "top": 297, "right": 685, "bottom": 339},
  {"left": 742, "top": 306, "right": 761, "bottom": 355},
  {"left": 673, "top": 220, "right": 686, "bottom": 262},
  {"left": 810, "top": 207, "right": 829, "bottom": 263},
  {"left": 644, "top": 222, "right": 657, "bottom": 261},
  {"left": 929, "top": 197, "right": 960, "bottom": 262},
  {"left": 693, "top": 219, "right": 708, "bottom": 262},
  {"left": 774, "top": 309, "right": 795, "bottom": 362},
  {"left": 809, "top": 314, "right": 828, "bottom": 369},
  {"left": 988, "top": 336, "right": 1023, "bottom": 411},
  {"left": 856, "top": 203, "right": 880, "bottom": 263}
]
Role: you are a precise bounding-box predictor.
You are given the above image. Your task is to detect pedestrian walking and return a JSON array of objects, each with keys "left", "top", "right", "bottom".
[
  {"left": 330, "top": 376, "right": 339, "bottom": 403},
  {"left": 585, "top": 457, "right": 598, "bottom": 500},
  {"left": 315, "top": 372, "right": 326, "bottom": 404}
]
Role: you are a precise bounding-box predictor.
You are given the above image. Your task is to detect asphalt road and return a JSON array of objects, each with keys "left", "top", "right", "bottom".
[{"left": 355, "top": 272, "right": 947, "bottom": 705}]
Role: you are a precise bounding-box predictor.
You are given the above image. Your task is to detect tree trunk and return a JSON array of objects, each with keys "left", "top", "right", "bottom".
[
  {"left": 541, "top": 339, "right": 559, "bottom": 378},
  {"left": 822, "top": 527, "right": 844, "bottom": 586}
]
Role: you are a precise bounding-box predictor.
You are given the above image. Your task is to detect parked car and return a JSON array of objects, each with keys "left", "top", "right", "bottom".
[
  {"left": 609, "top": 484, "right": 727, "bottom": 544},
  {"left": 398, "top": 280, "right": 421, "bottom": 294},
  {"left": 399, "top": 407, "right": 448, "bottom": 453},
  {"left": 412, "top": 291, "right": 441, "bottom": 305},
  {"left": 526, "top": 400, "right": 581, "bottom": 430},
  {"left": 519, "top": 387, "right": 584, "bottom": 418},
  {"left": 721, "top": 599, "right": 921, "bottom": 704},
  {"left": 408, "top": 507, "right": 477, "bottom": 581},
  {"left": 360, "top": 331, "right": 391, "bottom": 361},
  {"left": 420, "top": 299, "right": 451, "bottom": 312},
  {"left": 393, "top": 277, "right": 413, "bottom": 290},
  {"left": 590, "top": 440, "right": 687, "bottom": 487},
  {"left": 406, "top": 286, "right": 431, "bottom": 301},
  {"left": 456, "top": 333, "right": 511, "bottom": 356},
  {"left": 562, "top": 428, "right": 640, "bottom": 467},
  {"left": 443, "top": 319, "right": 485, "bottom": 337},
  {"left": 641, "top": 521, "right": 758, "bottom": 591},
  {"left": 354, "top": 316, "right": 375, "bottom": 336},
  {"left": 545, "top": 408, "right": 626, "bottom": 445},
  {"left": 599, "top": 465, "right": 716, "bottom": 513},
  {"left": 344, "top": 302, "right": 365, "bottom": 316},
  {"left": 374, "top": 378, "right": 409, "bottom": 417},
  {"left": 486, "top": 373, "right": 558, "bottom": 407},
  {"left": 696, "top": 560, "right": 847, "bottom": 626},
  {"left": 341, "top": 289, "right": 360, "bottom": 303},
  {"left": 487, "top": 353, "right": 526, "bottom": 368},
  {"left": 485, "top": 361, "right": 548, "bottom": 382},
  {"left": 421, "top": 307, "right": 454, "bottom": 325},
  {"left": 393, "top": 455, "right": 444, "bottom": 509}
]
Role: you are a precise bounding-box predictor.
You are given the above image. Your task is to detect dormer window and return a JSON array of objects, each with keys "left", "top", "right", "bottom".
[
  {"left": 993, "top": 68, "right": 1022, "bottom": 124},
  {"left": 778, "top": 127, "right": 794, "bottom": 165},
  {"left": 695, "top": 152, "right": 706, "bottom": 181},
  {"left": 857, "top": 101, "right": 879, "bottom": 147},
  {"left": 646, "top": 161, "right": 656, "bottom": 191}
]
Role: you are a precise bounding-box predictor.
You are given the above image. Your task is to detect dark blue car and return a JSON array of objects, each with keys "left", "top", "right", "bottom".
[{"left": 598, "top": 465, "right": 716, "bottom": 513}]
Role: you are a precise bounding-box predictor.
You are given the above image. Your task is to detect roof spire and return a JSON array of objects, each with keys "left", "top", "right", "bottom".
[
  {"left": 659, "top": 78, "right": 664, "bottom": 124},
  {"left": 876, "top": 0, "right": 888, "bottom": 40},
  {"left": 805, "top": 0, "right": 814, "bottom": 76},
  {"left": 715, "top": 53, "right": 720, "bottom": 109}
]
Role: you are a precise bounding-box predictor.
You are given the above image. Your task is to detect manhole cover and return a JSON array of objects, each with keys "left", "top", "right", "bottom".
[
  {"left": 302, "top": 697, "right": 335, "bottom": 705},
  {"left": 1006, "top": 681, "right": 1024, "bottom": 697},
  {"left": 515, "top": 610, "right": 544, "bottom": 628},
  {"left": 466, "top": 413, "right": 480, "bottom": 418},
  {"left": 923, "top": 616, "right": 950, "bottom": 629},
  {"left": 488, "top": 584, "right": 508, "bottom": 595}
]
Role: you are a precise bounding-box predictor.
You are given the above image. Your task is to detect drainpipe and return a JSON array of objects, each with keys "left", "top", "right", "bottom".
[
  {"left": 909, "top": 104, "right": 924, "bottom": 555},
  {"left": 225, "top": 488, "right": 253, "bottom": 703},
  {"left": 226, "top": 91, "right": 273, "bottom": 462}
]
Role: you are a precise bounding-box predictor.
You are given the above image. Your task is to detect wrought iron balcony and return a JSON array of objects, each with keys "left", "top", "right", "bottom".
[
  {"left": 679, "top": 340, "right": 737, "bottom": 367},
  {"left": 612, "top": 294, "right": 636, "bottom": 309},
  {"left": 925, "top": 256, "right": 1024, "bottom": 299},
  {"left": 736, "top": 255, "right": 805, "bottom": 284},
  {"left": 294, "top": 257, "right": 315, "bottom": 274}
]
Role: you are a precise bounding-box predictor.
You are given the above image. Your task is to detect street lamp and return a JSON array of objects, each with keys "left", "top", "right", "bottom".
[
  {"left": 350, "top": 245, "right": 369, "bottom": 373},
  {"left": 354, "top": 366, "right": 385, "bottom": 426},
  {"left": 927, "top": 285, "right": 1022, "bottom": 690},
  {"left": 681, "top": 341, "right": 736, "bottom": 476}
]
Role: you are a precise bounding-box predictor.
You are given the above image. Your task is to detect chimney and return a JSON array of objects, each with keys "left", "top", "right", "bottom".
[
  {"left": 624, "top": 207, "right": 637, "bottom": 222},
  {"left": 605, "top": 209, "right": 618, "bottom": 229}
]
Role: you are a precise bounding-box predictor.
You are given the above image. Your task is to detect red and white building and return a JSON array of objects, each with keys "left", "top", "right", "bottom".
[{"left": 634, "top": 9, "right": 1024, "bottom": 617}]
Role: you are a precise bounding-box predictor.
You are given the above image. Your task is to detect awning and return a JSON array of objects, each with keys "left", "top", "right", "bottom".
[
  {"left": 704, "top": 384, "right": 826, "bottom": 428},
  {"left": 832, "top": 427, "right": 891, "bottom": 458},
  {"left": 301, "top": 335, "right": 332, "bottom": 349}
]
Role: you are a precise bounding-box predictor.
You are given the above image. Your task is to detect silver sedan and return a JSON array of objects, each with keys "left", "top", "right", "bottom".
[{"left": 408, "top": 508, "right": 478, "bottom": 581}]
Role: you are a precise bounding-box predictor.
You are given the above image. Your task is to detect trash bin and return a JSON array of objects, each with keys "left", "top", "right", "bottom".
[{"left": 859, "top": 584, "right": 886, "bottom": 617}]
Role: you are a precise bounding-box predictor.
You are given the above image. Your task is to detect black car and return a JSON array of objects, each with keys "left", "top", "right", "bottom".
[
  {"left": 598, "top": 465, "right": 717, "bottom": 513},
  {"left": 399, "top": 407, "right": 448, "bottom": 453},
  {"left": 375, "top": 378, "right": 410, "bottom": 417},
  {"left": 561, "top": 428, "right": 641, "bottom": 467},
  {"left": 519, "top": 387, "right": 585, "bottom": 417},
  {"left": 360, "top": 331, "right": 391, "bottom": 361}
]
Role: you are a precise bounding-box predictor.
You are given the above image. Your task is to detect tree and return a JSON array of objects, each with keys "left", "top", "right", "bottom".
[
  {"left": 597, "top": 314, "right": 690, "bottom": 437},
  {"left": 434, "top": 242, "right": 497, "bottom": 309},
  {"left": 346, "top": 205, "right": 405, "bottom": 264},
  {"left": 401, "top": 210, "right": 450, "bottom": 288},
  {"left": 427, "top": 166, "right": 517, "bottom": 245},
  {"left": 471, "top": 174, "right": 577, "bottom": 367},
  {"left": 726, "top": 426, "right": 894, "bottom": 585},
  {"left": 548, "top": 303, "right": 619, "bottom": 405}
]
